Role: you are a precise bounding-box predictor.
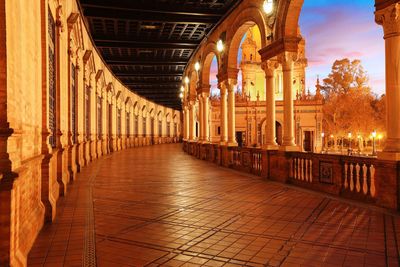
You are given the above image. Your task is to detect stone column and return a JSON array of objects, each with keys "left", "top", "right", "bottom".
[
  {"left": 262, "top": 60, "right": 279, "bottom": 149},
  {"left": 182, "top": 107, "right": 186, "bottom": 140},
  {"left": 198, "top": 95, "right": 203, "bottom": 142},
  {"left": 188, "top": 102, "right": 195, "bottom": 141},
  {"left": 227, "top": 80, "right": 237, "bottom": 146},
  {"left": 220, "top": 82, "right": 228, "bottom": 145},
  {"left": 202, "top": 92, "right": 210, "bottom": 143},
  {"left": 185, "top": 106, "right": 190, "bottom": 140},
  {"left": 376, "top": 3, "right": 400, "bottom": 160},
  {"left": 280, "top": 52, "right": 299, "bottom": 151}
]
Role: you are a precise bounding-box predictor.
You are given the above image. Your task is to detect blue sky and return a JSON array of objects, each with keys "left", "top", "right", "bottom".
[
  {"left": 209, "top": 0, "right": 385, "bottom": 96},
  {"left": 300, "top": 0, "right": 385, "bottom": 95}
]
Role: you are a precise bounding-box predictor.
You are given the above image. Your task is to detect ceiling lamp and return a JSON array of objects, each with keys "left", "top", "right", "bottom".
[
  {"left": 217, "top": 39, "right": 224, "bottom": 52},
  {"left": 194, "top": 62, "right": 201, "bottom": 72},
  {"left": 263, "top": 0, "right": 273, "bottom": 15}
]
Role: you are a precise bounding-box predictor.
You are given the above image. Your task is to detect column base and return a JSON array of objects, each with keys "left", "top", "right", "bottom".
[
  {"left": 377, "top": 151, "right": 400, "bottom": 161},
  {"left": 227, "top": 142, "right": 238, "bottom": 147},
  {"left": 262, "top": 144, "right": 279, "bottom": 150},
  {"left": 279, "top": 145, "right": 300, "bottom": 152}
]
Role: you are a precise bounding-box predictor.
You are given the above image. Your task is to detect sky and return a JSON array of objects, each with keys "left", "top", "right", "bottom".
[
  {"left": 209, "top": 0, "right": 385, "bottom": 96},
  {"left": 300, "top": 0, "right": 385, "bottom": 95}
]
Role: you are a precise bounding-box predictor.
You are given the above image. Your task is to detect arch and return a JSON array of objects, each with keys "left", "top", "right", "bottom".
[
  {"left": 200, "top": 42, "right": 219, "bottom": 88},
  {"left": 226, "top": 6, "right": 268, "bottom": 70},
  {"left": 275, "top": 0, "right": 304, "bottom": 39}
]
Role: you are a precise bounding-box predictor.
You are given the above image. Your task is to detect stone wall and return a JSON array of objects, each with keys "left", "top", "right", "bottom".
[{"left": 0, "top": 0, "right": 182, "bottom": 266}]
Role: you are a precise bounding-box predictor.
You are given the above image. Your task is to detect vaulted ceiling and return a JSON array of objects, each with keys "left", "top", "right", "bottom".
[{"left": 78, "top": 0, "right": 241, "bottom": 110}]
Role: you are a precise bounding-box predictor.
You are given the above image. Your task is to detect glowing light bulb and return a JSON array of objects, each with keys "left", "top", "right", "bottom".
[
  {"left": 194, "top": 62, "right": 200, "bottom": 71},
  {"left": 217, "top": 39, "right": 224, "bottom": 52},
  {"left": 184, "top": 76, "right": 189, "bottom": 84},
  {"left": 180, "top": 86, "right": 184, "bottom": 92},
  {"left": 263, "top": 0, "right": 273, "bottom": 14}
]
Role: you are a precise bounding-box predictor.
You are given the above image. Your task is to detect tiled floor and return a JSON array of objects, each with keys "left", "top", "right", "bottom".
[{"left": 28, "top": 144, "right": 400, "bottom": 267}]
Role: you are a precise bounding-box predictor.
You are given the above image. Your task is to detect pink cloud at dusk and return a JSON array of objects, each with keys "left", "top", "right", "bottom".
[{"left": 300, "top": 0, "right": 385, "bottom": 95}]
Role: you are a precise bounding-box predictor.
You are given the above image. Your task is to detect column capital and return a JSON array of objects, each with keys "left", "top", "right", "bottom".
[
  {"left": 279, "top": 51, "right": 298, "bottom": 71},
  {"left": 196, "top": 83, "right": 211, "bottom": 94},
  {"left": 261, "top": 60, "right": 279, "bottom": 77},
  {"left": 217, "top": 67, "right": 239, "bottom": 82},
  {"left": 375, "top": 2, "right": 400, "bottom": 38}
]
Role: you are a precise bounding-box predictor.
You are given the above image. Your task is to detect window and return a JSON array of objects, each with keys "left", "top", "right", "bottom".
[
  {"left": 143, "top": 117, "right": 146, "bottom": 136},
  {"left": 97, "top": 95, "right": 102, "bottom": 139},
  {"left": 85, "top": 86, "right": 91, "bottom": 141},
  {"left": 174, "top": 123, "right": 177, "bottom": 137},
  {"left": 135, "top": 115, "right": 138, "bottom": 136},
  {"left": 117, "top": 109, "right": 121, "bottom": 137},
  {"left": 48, "top": 9, "right": 56, "bottom": 148},
  {"left": 167, "top": 122, "right": 171, "bottom": 137},
  {"left": 71, "top": 64, "right": 76, "bottom": 144},
  {"left": 126, "top": 112, "right": 130, "bottom": 137}
]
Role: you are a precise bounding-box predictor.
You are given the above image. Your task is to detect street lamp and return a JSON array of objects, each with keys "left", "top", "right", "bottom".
[
  {"left": 263, "top": 0, "right": 274, "bottom": 15},
  {"left": 321, "top": 132, "right": 325, "bottom": 153},
  {"left": 348, "top": 132, "right": 352, "bottom": 155},
  {"left": 372, "top": 130, "right": 377, "bottom": 156}
]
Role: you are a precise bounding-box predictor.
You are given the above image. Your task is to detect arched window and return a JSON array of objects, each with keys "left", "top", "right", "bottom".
[
  {"left": 97, "top": 95, "right": 102, "bottom": 139},
  {"left": 85, "top": 86, "right": 91, "bottom": 141},
  {"left": 126, "top": 112, "right": 130, "bottom": 137},
  {"left": 143, "top": 116, "right": 147, "bottom": 136},
  {"left": 71, "top": 64, "right": 76, "bottom": 144},
  {"left": 48, "top": 9, "right": 56, "bottom": 147},
  {"left": 117, "top": 108, "right": 121, "bottom": 137},
  {"left": 134, "top": 114, "right": 138, "bottom": 136}
]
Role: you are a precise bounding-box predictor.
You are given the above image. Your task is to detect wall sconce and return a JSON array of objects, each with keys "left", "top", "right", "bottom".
[{"left": 263, "top": 0, "right": 274, "bottom": 15}]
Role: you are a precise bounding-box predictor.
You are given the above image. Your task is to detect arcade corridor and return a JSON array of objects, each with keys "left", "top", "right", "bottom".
[{"left": 28, "top": 144, "right": 399, "bottom": 267}]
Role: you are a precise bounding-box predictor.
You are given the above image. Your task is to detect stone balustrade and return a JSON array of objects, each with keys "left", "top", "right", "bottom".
[{"left": 183, "top": 141, "right": 399, "bottom": 211}]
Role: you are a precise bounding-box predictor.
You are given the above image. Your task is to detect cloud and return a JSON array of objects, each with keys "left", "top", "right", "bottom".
[{"left": 300, "top": 1, "right": 385, "bottom": 94}]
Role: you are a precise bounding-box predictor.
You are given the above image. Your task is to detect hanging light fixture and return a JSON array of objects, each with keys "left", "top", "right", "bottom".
[
  {"left": 217, "top": 39, "right": 224, "bottom": 52},
  {"left": 263, "top": 0, "right": 273, "bottom": 15},
  {"left": 194, "top": 62, "right": 201, "bottom": 72}
]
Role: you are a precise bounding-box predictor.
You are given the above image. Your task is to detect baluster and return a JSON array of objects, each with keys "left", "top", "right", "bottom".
[
  {"left": 370, "top": 165, "right": 376, "bottom": 197},
  {"left": 356, "top": 163, "right": 361, "bottom": 192},
  {"left": 362, "top": 164, "right": 368, "bottom": 195},
  {"left": 290, "top": 158, "right": 293, "bottom": 178},
  {"left": 344, "top": 162, "right": 348, "bottom": 189},
  {"left": 309, "top": 160, "right": 313, "bottom": 182},
  {"left": 305, "top": 159, "right": 308, "bottom": 182},
  {"left": 299, "top": 158, "right": 303, "bottom": 180},
  {"left": 297, "top": 158, "right": 300, "bottom": 180},
  {"left": 294, "top": 158, "right": 298, "bottom": 179},
  {"left": 350, "top": 163, "right": 354, "bottom": 191}
]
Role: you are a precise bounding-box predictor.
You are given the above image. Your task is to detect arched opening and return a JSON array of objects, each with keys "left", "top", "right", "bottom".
[{"left": 276, "top": 121, "right": 283, "bottom": 146}]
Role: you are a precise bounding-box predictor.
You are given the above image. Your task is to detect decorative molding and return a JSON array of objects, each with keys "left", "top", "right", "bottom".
[
  {"left": 258, "top": 37, "right": 301, "bottom": 61},
  {"left": 375, "top": 2, "right": 400, "bottom": 38}
]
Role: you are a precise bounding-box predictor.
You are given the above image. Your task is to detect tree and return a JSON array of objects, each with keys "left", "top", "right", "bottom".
[
  {"left": 321, "top": 59, "right": 385, "bottom": 145},
  {"left": 322, "top": 59, "right": 369, "bottom": 98}
]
